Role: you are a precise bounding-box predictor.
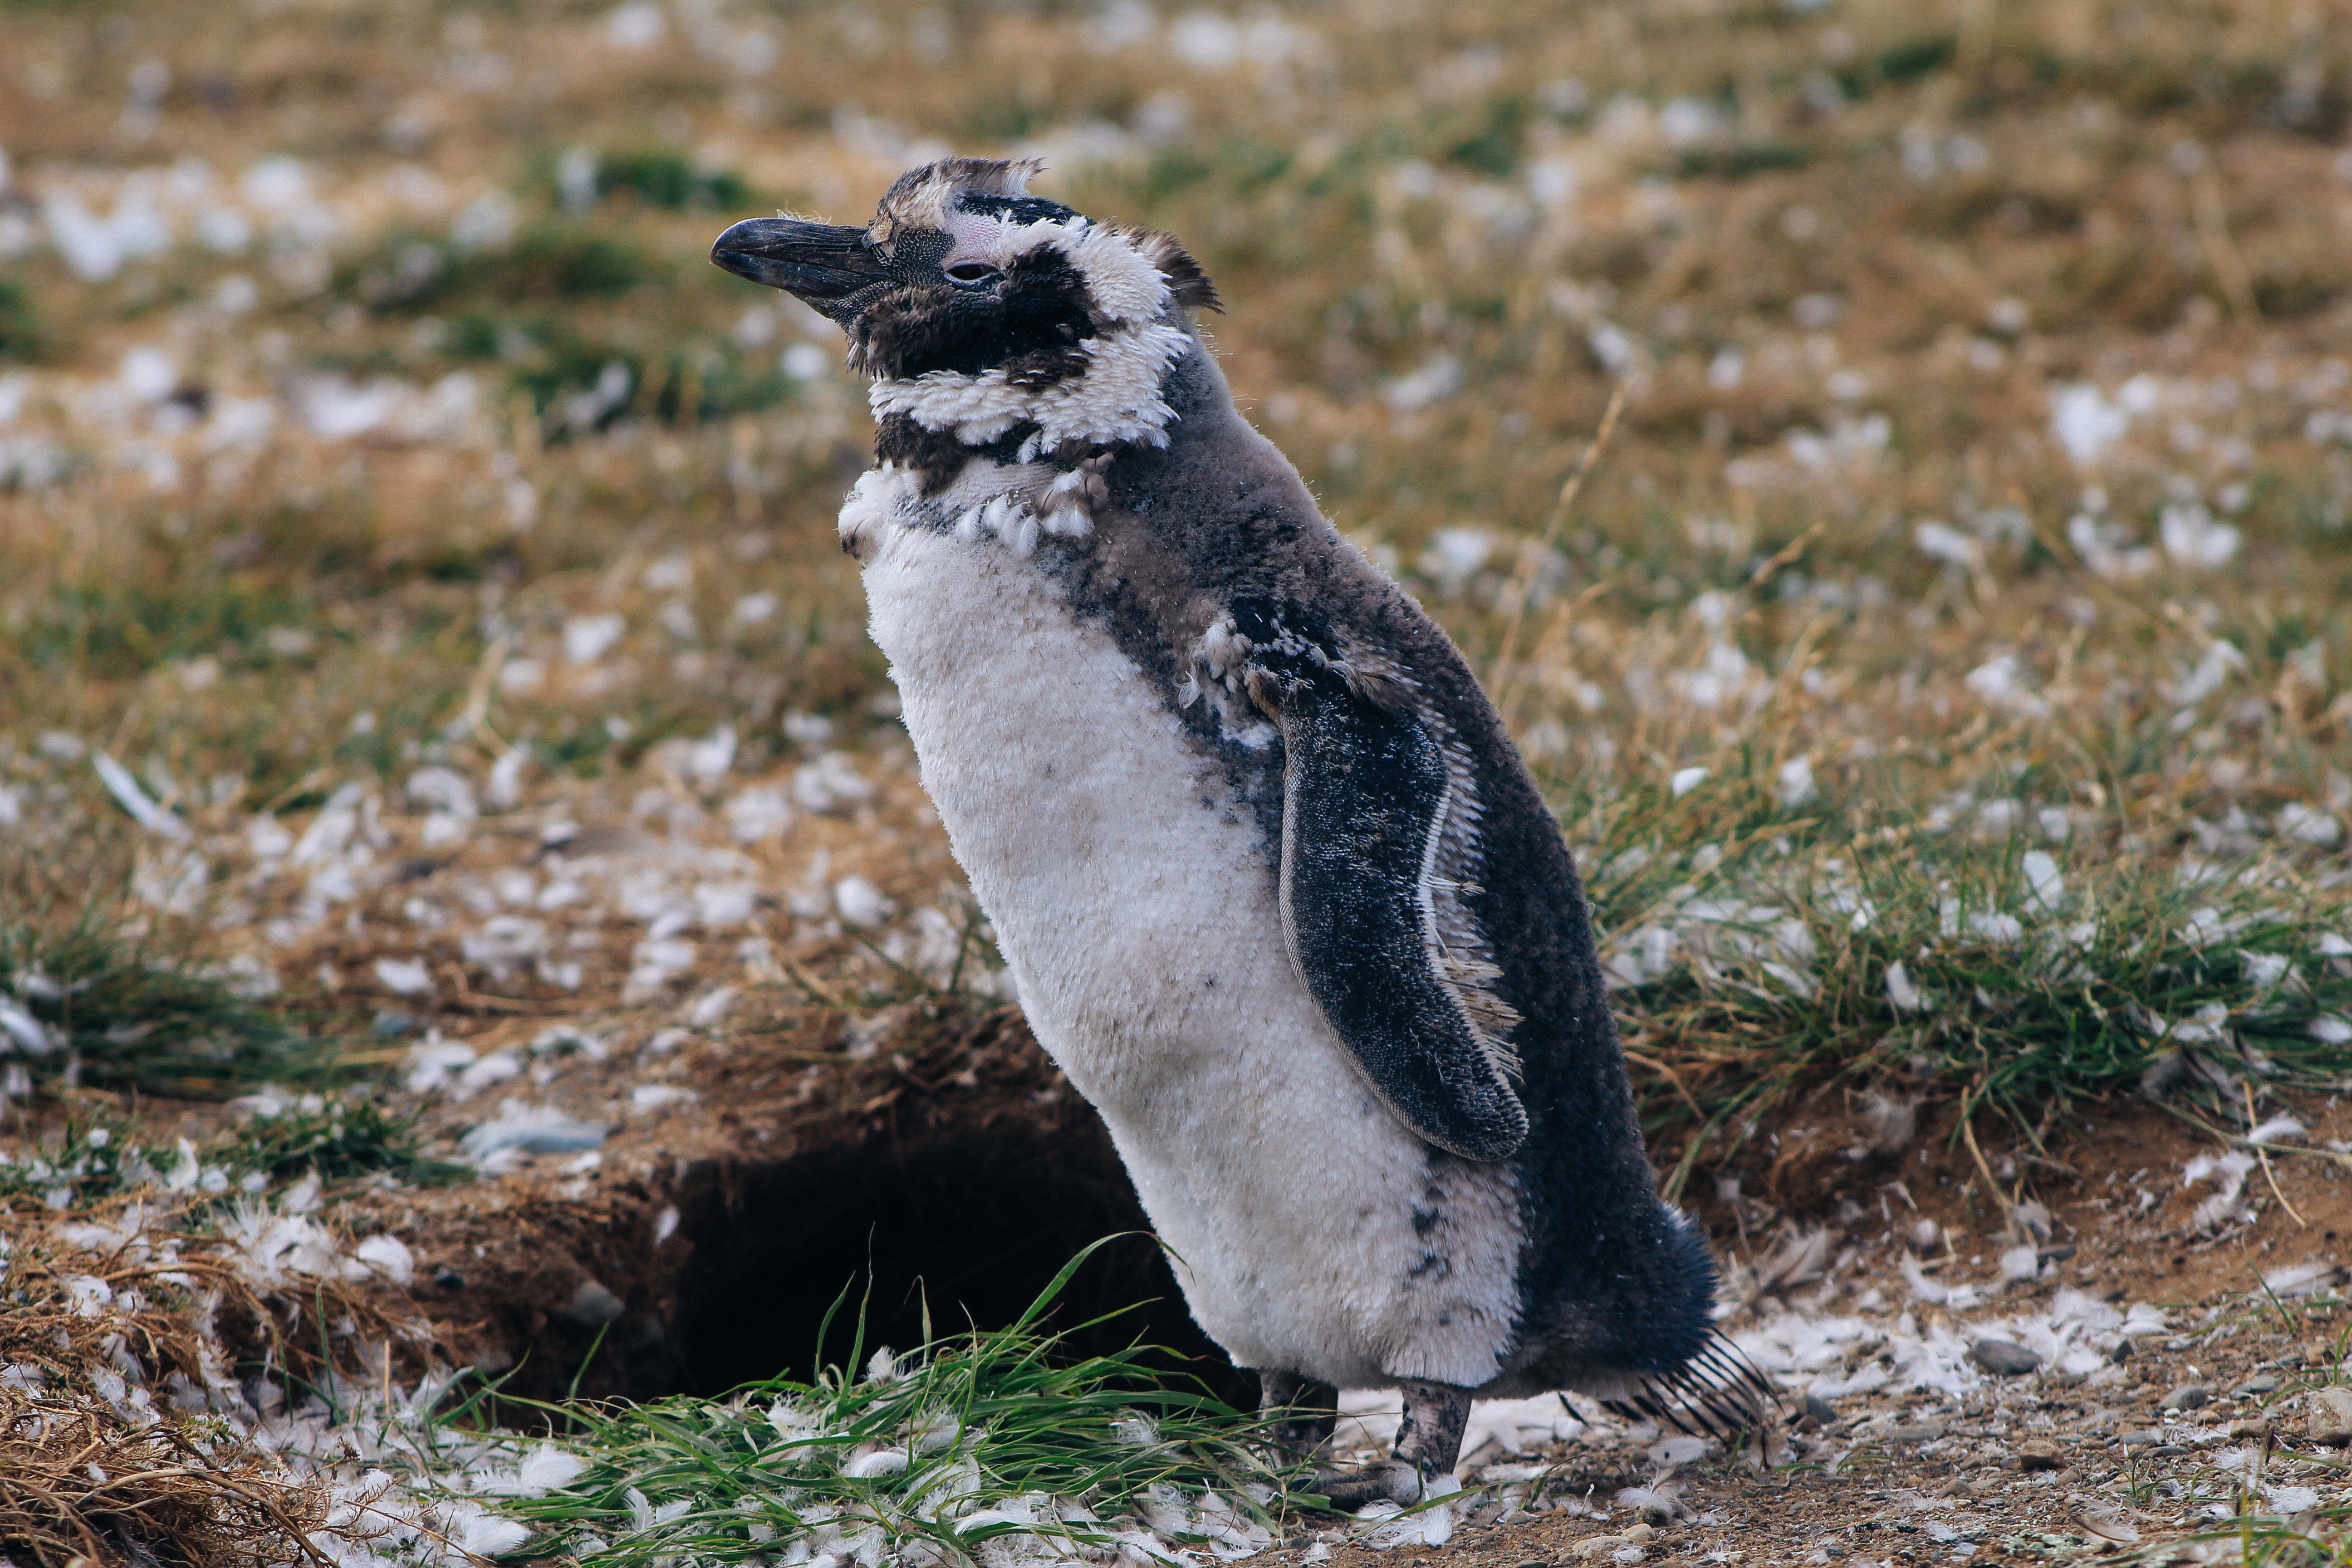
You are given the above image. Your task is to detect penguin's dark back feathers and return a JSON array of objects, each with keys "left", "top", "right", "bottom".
[{"left": 1050, "top": 336, "right": 1725, "bottom": 1387}]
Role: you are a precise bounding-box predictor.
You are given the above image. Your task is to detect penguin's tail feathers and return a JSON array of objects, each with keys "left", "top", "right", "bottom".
[{"left": 1597, "top": 1331, "right": 1779, "bottom": 1454}]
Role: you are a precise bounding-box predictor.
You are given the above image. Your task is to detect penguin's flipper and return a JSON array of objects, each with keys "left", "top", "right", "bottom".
[{"left": 1264, "top": 662, "right": 1529, "bottom": 1163}]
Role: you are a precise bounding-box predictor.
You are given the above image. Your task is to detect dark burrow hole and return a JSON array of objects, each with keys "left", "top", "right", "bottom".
[
  {"left": 450, "top": 1010, "right": 1259, "bottom": 1413},
  {"left": 483, "top": 1046, "right": 1253, "bottom": 1413},
  {"left": 668, "top": 1120, "right": 1248, "bottom": 1405}
]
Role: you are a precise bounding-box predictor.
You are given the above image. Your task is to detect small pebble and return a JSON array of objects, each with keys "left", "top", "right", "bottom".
[
  {"left": 2232, "top": 1373, "right": 2282, "bottom": 1399},
  {"left": 2306, "top": 1387, "right": 2352, "bottom": 1446},
  {"left": 558, "top": 1279, "right": 626, "bottom": 1327},
  {"left": 1800, "top": 1393, "right": 1837, "bottom": 1428},
  {"left": 2117, "top": 1429, "right": 2165, "bottom": 1448},
  {"left": 1887, "top": 1423, "right": 1947, "bottom": 1442},
  {"left": 2016, "top": 1438, "right": 2064, "bottom": 1472},
  {"left": 2161, "top": 1385, "right": 2210, "bottom": 1412},
  {"left": 371, "top": 1007, "right": 417, "bottom": 1038},
  {"left": 1572, "top": 1537, "right": 1632, "bottom": 1563},
  {"left": 2227, "top": 1417, "right": 2273, "bottom": 1441},
  {"left": 1973, "top": 1338, "right": 2043, "bottom": 1377}
]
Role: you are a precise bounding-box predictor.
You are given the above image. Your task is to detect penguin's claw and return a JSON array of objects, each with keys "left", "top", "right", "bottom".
[{"left": 1308, "top": 1459, "right": 1432, "bottom": 1510}]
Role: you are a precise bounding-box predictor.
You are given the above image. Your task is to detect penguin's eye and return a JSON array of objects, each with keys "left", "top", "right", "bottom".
[{"left": 944, "top": 262, "right": 1001, "bottom": 285}]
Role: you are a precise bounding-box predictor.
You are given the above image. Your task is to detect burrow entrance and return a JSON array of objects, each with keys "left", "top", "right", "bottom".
[
  {"left": 444, "top": 1006, "right": 1248, "bottom": 1411},
  {"left": 668, "top": 1116, "right": 1243, "bottom": 1402}
]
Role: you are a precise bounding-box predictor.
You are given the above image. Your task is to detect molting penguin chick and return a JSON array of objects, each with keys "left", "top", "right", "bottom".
[{"left": 713, "top": 159, "right": 1768, "bottom": 1502}]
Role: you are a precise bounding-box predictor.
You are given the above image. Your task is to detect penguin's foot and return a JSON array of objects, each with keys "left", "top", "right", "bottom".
[
  {"left": 1390, "top": 1378, "right": 1472, "bottom": 1475},
  {"left": 1308, "top": 1458, "right": 1435, "bottom": 1510},
  {"left": 1254, "top": 1369, "right": 1338, "bottom": 1457},
  {"left": 1308, "top": 1379, "right": 1471, "bottom": 1512}
]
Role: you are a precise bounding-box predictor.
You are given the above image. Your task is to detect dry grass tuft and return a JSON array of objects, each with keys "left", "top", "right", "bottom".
[
  {"left": 0, "top": 1186, "right": 432, "bottom": 1568},
  {"left": 0, "top": 1392, "right": 324, "bottom": 1568}
]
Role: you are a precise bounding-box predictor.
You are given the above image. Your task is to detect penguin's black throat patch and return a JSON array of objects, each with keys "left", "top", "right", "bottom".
[{"left": 874, "top": 412, "right": 1042, "bottom": 494}]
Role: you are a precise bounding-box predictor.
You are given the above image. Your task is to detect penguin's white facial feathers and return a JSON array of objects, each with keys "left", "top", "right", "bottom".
[
  {"left": 1048, "top": 221, "right": 1180, "bottom": 326},
  {"left": 933, "top": 213, "right": 1169, "bottom": 327}
]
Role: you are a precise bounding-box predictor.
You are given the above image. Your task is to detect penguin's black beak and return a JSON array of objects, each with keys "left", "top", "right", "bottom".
[{"left": 710, "top": 218, "right": 886, "bottom": 318}]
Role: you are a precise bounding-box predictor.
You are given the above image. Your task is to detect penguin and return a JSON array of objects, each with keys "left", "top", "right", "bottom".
[{"left": 711, "top": 158, "right": 1767, "bottom": 1504}]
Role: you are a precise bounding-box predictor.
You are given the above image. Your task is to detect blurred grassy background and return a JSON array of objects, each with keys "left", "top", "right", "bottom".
[{"left": 3, "top": 0, "right": 2351, "bottom": 1169}]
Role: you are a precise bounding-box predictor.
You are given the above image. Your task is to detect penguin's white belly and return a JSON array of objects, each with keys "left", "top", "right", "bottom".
[{"left": 862, "top": 522, "right": 1524, "bottom": 1389}]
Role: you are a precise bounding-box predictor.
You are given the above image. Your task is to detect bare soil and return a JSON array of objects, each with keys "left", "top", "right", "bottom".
[{"left": 19, "top": 1002, "right": 2349, "bottom": 1565}]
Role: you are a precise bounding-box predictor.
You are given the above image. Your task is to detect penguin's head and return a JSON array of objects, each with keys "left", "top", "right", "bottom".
[{"left": 710, "top": 157, "right": 1218, "bottom": 388}]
